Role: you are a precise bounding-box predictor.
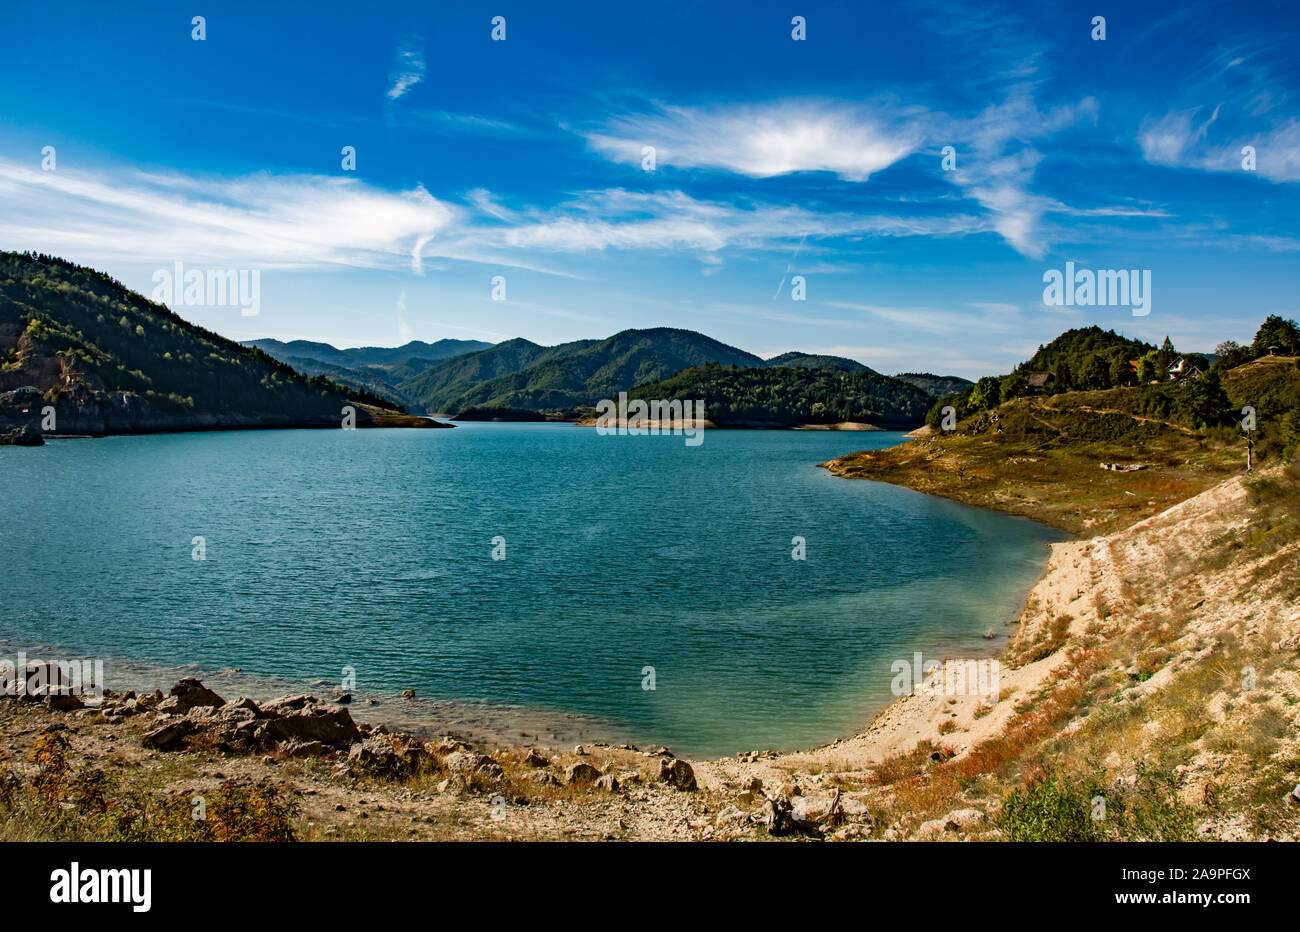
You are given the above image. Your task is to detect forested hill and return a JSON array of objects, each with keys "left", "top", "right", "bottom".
[
  {"left": 408, "top": 327, "right": 764, "bottom": 414},
  {"left": 893, "top": 372, "right": 975, "bottom": 398},
  {"left": 626, "top": 362, "right": 936, "bottom": 428},
  {"left": 0, "top": 252, "right": 423, "bottom": 436}
]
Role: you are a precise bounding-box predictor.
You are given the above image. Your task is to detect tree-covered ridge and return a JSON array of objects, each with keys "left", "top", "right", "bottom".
[
  {"left": 930, "top": 326, "right": 1164, "bottom": 427},
  {"left": 415, "top": 327, "right": 764, "bottom": 414},
  {"left": 243, "top": 337, "right": 491, "bottom": 369},
  {"left": 625, "top": 362, "right": 935, "bottom": 428},
  {"left": 927, "top": 319, "right": 1300, "bottom": 460},
  {"left": 893, "top": 372, "right": 975, "bottom": 398},
  {"left": 0, "top": 251, "right": 399, "bottom": 418},
  {"left": 762, "top": 352, "right": 868, "bottom": 373}
]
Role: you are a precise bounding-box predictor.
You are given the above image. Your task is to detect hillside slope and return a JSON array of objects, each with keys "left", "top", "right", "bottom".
[
  {"left": 413, "top": 328, "right": 763, "bottom": 414},
  {"left": 0, "top": 252, "right": 435, "bottom": 436},
  {"left": 626, "top": 362, "right": 935, "bottom": 429}
]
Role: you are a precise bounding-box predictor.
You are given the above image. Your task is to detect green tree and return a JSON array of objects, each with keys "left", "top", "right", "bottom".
[
  {"left": 968, "top": 376, "right": 1000, "bottom": 411},
  {"left": 1078, "top": 354, "right": 1109, "bottom": 390},
  {"left": 1252, "top": 315, "right": 1300, "bottom": 357},
  {"left": 1137, "top": 351, "right": 1159, "bottom": 383},
  {"left": 1186, "top": 368, "right": 1229, "bottom": 428}
]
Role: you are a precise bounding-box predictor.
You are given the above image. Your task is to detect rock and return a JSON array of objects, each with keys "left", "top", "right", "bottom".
[
  {"left": 443, "top": 751, "right": 503, "bottom": 783},
  {"left": 524, "top": 770, "right": 558, "bottom": 786},
  {"left": 0, "top": 425, "right": 44, "bottom": 446},
  {"left": 564, "top": 762, "right": 601, "bottom": 786},
  {"left": 348, "top": 736, "right": 398, "bottom": 770},
  {"left": 282, "top": 740, "right": 330, "bottom": 758},
  {"left": 943, "top": 808, "right": 986, "bottom": 831},
  {"left": 915, "top": 819, "right": 948, "bottom": 840},
  {"left": 44, "top": 693, "right": 84, "bottom": 712},
  {"left": 400, "top": 689, "right": 416, "bottom": 698},
  {"left": 776, "top": 781, "right": 801, "bottom": 798},
  {"left": 334, "top": 693, "right": 352, "bottom": 704},
  {"left": 594, "top": 774, "right": 620, "bottom": 793},
  {"left": 260, "top": 701, "right": 361, "bottom": 747},
  {"left": 142, "top": 719, "right": 194, "bottom": 750},
  {"left": 754, "top": 795, "right": 795, "bottom": 836},
  {"left": 260, "top": 695, "right": 315, "bottom": 715},
  {"left": 791, "top": 794, "right": 839, "bottom": 826},
  {"left": 839, "top": 797, "right": 872, "bottom": 819},
  {"left": 715, "top": 805, "right": 749, "bottom": 825},
  {"left": 427, "top": 737, "right": 470, "bottom": 756},
  {"left": 156, "top": 678, "right": 225, "bottom": 714},
  {"left": 521, "top": 749, "right": 549, "bottom": 768},
  {"left": 658, "top": 758, "right": 697, "bottom": 791}
]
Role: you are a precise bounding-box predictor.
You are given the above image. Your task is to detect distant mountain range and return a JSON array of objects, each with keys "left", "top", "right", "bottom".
[
  {"left": 0, "top": 252, "right": 428, "bottom": 436},
  {"left": 242, "top": 329, "right": 972, "bottom": 422},
  {"left": 244, "top": 337, "right": 492, "bottom": 369},
  {"left": 0, "top": 251, "right": 976, "bottom": 435}
]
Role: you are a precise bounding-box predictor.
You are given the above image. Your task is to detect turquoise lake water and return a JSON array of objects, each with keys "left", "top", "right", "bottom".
[{"left": 0, "top": 424, "right": 1062, "bottom": 757}]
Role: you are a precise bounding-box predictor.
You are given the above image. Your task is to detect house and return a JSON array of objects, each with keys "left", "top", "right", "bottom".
[
  {"left": 1026, "top": 371, "right": 1055, "bottom": 392},
  {"left": 1169, "top": 358, "right": 1204, "bottom": 382}
]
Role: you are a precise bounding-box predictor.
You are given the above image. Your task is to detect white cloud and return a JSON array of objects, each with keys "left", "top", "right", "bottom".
[
  {"left": 486, "top": 188, "right": 983, "bottom": 255},
  {"left": 0, "top": 160, "right": 455, "bottom": 269},
  {"left": 586, "top": 101, "right": 924, "bottom": 182},
  {"left": 1140, "top": 108, "right": 1300, "bottom": 182},
  {"left": 586, "top": 92, "right": 1097, "bottom": 257},
  {"left": 386, "top": 37, "right": 426, "bottom": 100}
]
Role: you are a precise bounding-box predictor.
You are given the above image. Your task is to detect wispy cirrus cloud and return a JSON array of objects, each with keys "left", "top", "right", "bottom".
[
  {"left": 0, "top": 159, "right": 455, "bottom": 269},
  {"left": 1140, "top": 108, "right": 1300, "bottom": 182},
  {"left": 485, "top": 187, "right": 984, "bottom": 254},
  {"left": 386, "top": 36, "right": 426, "bottom": 100},
  {"left": 585, "top": 91, "right": 1097, "bottom": 258}
]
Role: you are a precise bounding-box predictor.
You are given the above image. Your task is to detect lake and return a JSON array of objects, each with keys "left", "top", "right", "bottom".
[{"left": 0, "top": 424, "right": 1063, "bottom": 757}]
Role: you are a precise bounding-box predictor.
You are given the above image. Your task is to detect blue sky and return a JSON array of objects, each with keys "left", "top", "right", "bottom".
[{"left": 1, "top": 0, "right": 1297, "bottom": 378}]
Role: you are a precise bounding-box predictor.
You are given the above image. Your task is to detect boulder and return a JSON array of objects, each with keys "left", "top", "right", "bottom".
[
  {"left": 715, "top": 805, "right": 749, "bottom": 826},
  {"left": 942, "top": 808, "right": 986, "bottom": 831},
  {"left": 348, "top": 736, "right": 398, "bottom": 770},
  {"left": 44, "top": 693, "right": 84, "bottom": 712},
  {"left": 658, "top": 758, "right": 697, "bottom": 791},
  {"left": 754, "top": 795, "right": 795, "bottom": 836},
  {"left": 0, "top": 425, "right": 44, "bottom": 446},
  {"left": 791, "top": 794, "right": 840, "bottom": 826},
  {"left": 156, "top": 678, "right": 225, "bottom": 714},
  {"left": 563, "top": 762, "right": 601, "bottom": 786},
  {"left": 260, "top": 701, "right": 361, "bottom": 747},
  {"left": 524, "top": 770, "right": 558, "bottom": 786},
  {"left": 594, "top": 774, "right": 620, "bottom": 793},
  {"left": 521, "top": 749, "right": 549, "bottom": 768},
  {"left": 142, "top": 719, "right": 194, "bottom": 750}
]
